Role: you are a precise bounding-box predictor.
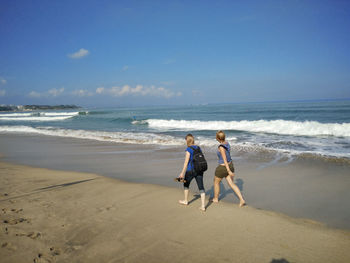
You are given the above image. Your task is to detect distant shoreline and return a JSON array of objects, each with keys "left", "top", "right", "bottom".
[{"left": 0, "top": 105, "right": 81, "bottom": 112}]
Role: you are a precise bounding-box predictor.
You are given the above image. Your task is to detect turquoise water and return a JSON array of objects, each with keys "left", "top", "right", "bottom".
[{"left": 1, "top": 100, "right": 350, "bottom": 159}]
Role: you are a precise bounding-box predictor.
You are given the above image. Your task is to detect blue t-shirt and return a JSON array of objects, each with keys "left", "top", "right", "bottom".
[
  {"left": 217, "top": 143, "right": 232, "bottom": 164},
  {"left": 186, "top": 145, "right": 199, "bottom": 171}
]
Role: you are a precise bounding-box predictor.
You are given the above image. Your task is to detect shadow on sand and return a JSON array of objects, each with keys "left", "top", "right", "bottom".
[
  {"left": 34, "top": 178, "right": 96, "bottom": 191},
  {"left": 206, "top": 178, "right": 244, "bottom": 201},
  {"left": 0, "top": 178, "right": 97, "bottom": 203},
  {"left": 270, "top": 259, "right": 290, "bottom": 263}
]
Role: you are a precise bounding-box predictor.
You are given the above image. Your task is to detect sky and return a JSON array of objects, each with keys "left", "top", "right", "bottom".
[{"left": 0, "top": 0, "right": 350, "bottom": 107}]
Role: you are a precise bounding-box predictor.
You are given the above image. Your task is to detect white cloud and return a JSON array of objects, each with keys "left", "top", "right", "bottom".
[
  {"left": 0, "top": 77, "right": 7, "bottom": 85},
  {"left": 27, "top": 85, "right": 181, "bottom": 100},
  {"left": 29, "top": 91, "right": 42, "bottom": 98},
  {"left": 28, "top": 88, "right": 65, "bottom": 98},
  {"left": 96, "top": 85, "right": 181, "bottom": 99},
  {"left": 0, "top": 89, "right": 6, "bottom": 96},
  {"left": 68, "top": 48, "right": 90, "bottom": 59},
  {"left": 48, "top": 87, "right": 64, "bottom": 97},
  {"left": 96, "top": 87, "right": 105, "bottom": 94},
  {"left": 72, "top": 89, "right": 94, "bottom": 97}
]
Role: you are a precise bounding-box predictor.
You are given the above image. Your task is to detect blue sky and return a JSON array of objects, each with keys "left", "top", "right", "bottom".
[{"left": 0, "top": 0, "right": 350, "bottom": 107}]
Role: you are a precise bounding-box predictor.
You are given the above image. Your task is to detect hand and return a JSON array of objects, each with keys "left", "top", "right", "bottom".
[
  {"left": 228, "top": 171, "right": 234, "bottom": 177},
  {"left": 179, "top": 174, "right": 185, "bottom": 179}
]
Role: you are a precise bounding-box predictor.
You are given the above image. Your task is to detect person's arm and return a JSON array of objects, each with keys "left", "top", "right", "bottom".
[
  {"left": 219, "top": 146, "right": 234, "bottom": 177},
  {"left": 179, "top": 151, "right": 190, "bottom": 178}
]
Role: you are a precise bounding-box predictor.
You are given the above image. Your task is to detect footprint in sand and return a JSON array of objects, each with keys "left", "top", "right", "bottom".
[
  {"left": 3, "top": 217, "right": 29, "bottom": 225},
  {"left": 16, "top": 232, "right": 41, "bottom": 239},
  {"left": 50, "top": 247, "right": 61, "bottom": 256},
  {"left": 33, "top": 247, "right": 61, "bottom": 263},
  {"left": 10, "top": 208, "right": 23, "bottom": 213},
  {"left": 1, "top": 242, "right": 17, "bottom": 251},
  {"left": 33, "top": 253, "right": 52, "bottom": 263}
]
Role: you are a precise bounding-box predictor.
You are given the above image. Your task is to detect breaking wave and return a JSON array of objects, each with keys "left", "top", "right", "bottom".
[
  {"left": 143, "top": 119, "right": 350, "bottom": 137},
  {"left": 0, "top": 111, "right": 84, "bottom": 121},
  {"left": 0, "top": 126, "right": 183, "bottom": 145}
]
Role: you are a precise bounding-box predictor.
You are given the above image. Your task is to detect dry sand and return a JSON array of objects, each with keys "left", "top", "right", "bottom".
[{"left": 1, "top": 161, "right": 350, "bottom": 263}]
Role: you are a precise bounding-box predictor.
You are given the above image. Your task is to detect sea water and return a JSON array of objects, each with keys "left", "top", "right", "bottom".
[{"left": 1, "top": 100, "right": 350, "bottom": 161}]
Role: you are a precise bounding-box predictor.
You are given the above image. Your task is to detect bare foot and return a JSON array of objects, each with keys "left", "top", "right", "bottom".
[
  {"left": 211, "top": 198, "right": 219, "bottom": 203},
  {"left": 199, "top": 206, "right": 206, "bottom": 212},
  {"left": 178, "top": 200, "right": 188, "bottom": 205},
  {"left": 239, "top": 200, "right": 246, "bottom": 207}
]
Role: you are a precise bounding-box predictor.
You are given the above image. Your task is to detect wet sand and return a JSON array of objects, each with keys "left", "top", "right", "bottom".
[
  {"left": 1, "top": 161, "right": 350, "bottom": 263},
  {"left": 0, "top": 134, "right": 349, "bottom": 229}
]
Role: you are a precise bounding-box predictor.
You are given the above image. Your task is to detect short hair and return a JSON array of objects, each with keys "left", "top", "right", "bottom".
[
  {"left": 216, "top": 130, "right": 225, "bottom": 141},
  {"left": 185, "top": 133, "right": 194, "bottom": 146}
]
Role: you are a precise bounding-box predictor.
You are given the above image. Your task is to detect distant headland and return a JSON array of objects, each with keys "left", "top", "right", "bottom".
[{"left": 0, "top": 105, "right": 81, "bottom": 112}]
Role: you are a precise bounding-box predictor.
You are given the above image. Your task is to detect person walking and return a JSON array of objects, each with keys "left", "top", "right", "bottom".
[
  {"left": 212, "top": 130, "right": 246, "bottom": 207},
  {"left": 178, "top": 134, "right": 206, "bottom": 211}
]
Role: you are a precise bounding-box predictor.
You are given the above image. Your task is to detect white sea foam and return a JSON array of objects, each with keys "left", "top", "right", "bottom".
[
  {"left": 196, "top": 136, "right": 237, "bottom": 147},
  {"left": 0, "top": 125, "right": 349, "bottom": 159},
  {"left": 39, "top": 112, "right": 80, "bottom": 116},
  {"left": 0, "top": 113, "right": 33, "bottom": 117},
  {"left": 144, "top": 119, "right": 350, "bottom": 137},
  {"left": 0, "top": 111, "right": 80, "bottom": 117},
  {"left": 0, "top": 126, "right": 184, "bottom": 145},
  {"left": 0, "top": 111, "right": 80, "bottom": 121},
  {"left": 0, "top": 116, "right": 75, "bottom": 121}
]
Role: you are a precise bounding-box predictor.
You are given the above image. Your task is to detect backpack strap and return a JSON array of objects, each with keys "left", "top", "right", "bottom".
[
  {"left": 218, "top": 144, "right": 227, "bottom": 150},
  {"left": 188, "top": 146, "right": 194, "bottom": 171},
  {"left": 188, "top": 146, "right": 200, "bottom": 170},
  {"left": 189, "top": 145, "right": 200, "bottom": 151}
]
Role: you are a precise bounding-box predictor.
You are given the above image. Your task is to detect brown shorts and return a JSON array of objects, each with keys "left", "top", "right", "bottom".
[{"left": 215, "top": 162, "right": 235, "bottom": 179}]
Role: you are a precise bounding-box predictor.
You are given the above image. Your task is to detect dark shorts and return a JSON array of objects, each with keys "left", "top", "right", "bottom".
[
  {"left": 215, "top": 162, "right": 235, "bottom": 179},
  {"left": 183, "top": 170, "right": 205, "bottom": 193}
]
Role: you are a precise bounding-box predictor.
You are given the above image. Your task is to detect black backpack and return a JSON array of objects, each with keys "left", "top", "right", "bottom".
[{"left": 189, "top": 146, "right": 208, "bottom": 173}]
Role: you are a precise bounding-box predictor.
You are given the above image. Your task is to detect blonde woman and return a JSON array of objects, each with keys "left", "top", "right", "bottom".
[
  {"left": 213, "top": 130, "right": 246, "bottom": 207},
  {"left": 178, "top": 134, "right": 206, "bottom": 211}
]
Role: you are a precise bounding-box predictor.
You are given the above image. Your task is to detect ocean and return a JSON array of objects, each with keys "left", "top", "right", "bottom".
[{"left": 1, "top": 100, "right": 350, "bottom": 162}]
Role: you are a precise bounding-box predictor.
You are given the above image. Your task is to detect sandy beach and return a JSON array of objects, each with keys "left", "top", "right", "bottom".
[
  {"left": 2, "top": 0, "right": 350, "bottom": 261},
  {"left": 1, "top": 134, "right": 350, "bottom": 230},
  {"left": 1, "top": 161, "right": 350, "bottom": 263}
]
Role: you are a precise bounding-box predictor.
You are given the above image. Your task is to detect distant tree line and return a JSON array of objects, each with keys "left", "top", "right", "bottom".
[{"left": 0, "top": 105, "right": 80, "bottom": 111}]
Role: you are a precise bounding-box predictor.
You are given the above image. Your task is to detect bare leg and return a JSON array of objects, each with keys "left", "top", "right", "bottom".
[
  {"left": 212, "top": 176, "right": 222, "bottom": 202},
  {"left": 200, "top": 193, "right": 206, "bottom": 211},
  {"left": 179, "top": 189, "right": 189, "bottom": 205},
  {"left": 225, "top": 175, "right": 246, "bottom": 206}
]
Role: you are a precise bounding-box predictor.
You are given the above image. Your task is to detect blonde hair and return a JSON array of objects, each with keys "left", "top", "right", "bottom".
[
  {"left": 216, "top": 130, "right": 225, "bottom": 142},
  {"left": 185, "top": 133, "right": 194, "bottom": 146}
]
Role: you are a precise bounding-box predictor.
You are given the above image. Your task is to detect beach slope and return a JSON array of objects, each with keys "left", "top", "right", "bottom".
[{"left": 1, "top": 161, "right": 349, "bottom": 263}]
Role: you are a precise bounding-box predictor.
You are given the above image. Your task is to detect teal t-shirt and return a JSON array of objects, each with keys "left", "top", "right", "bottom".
[{"left": 217, "top": 143, "right": 232, "bottom": 164}]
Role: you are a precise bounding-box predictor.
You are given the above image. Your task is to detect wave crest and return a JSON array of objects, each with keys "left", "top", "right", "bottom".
[
  {"left": 0, "top": 126, "right": 183, "bottom": 145},
  {"left": 144, "top": 119, "right": 350, "bottom": 137},
  {"left": 0, "top": 111, "right": 81, "bottom": 121}
]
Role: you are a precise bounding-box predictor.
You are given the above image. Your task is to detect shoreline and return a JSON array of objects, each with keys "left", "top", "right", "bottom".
[
  {"left": 3, "top": 133, "right": 350, "bottom": 230},
  {"left": 0, "top": 133, "right": 350, "bottom": 230},
  {"left": 1, "top": 160, "right": 350, "bottom": 262}
]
